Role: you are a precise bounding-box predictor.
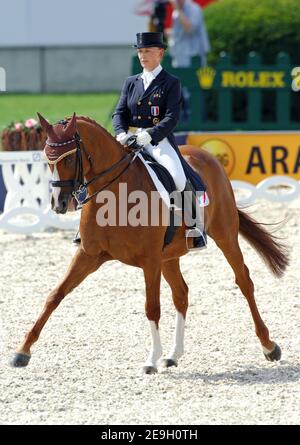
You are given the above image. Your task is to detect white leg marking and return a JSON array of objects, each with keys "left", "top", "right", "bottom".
[
  {"left": 144, "top": 321, "right": 163, "bottom": 368},
  {"left": 262, "top": 345, "right": 274, "bottom": 355},
  {"left": 168, "top": 311, "right": 185, "bottom": 362}
]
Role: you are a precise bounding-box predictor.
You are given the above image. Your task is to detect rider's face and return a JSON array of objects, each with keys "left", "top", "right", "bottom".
[{"left": 137, "top": 47, "right": 164, "bottom": 72}]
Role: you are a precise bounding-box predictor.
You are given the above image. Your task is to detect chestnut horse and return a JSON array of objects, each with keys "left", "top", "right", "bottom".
[{"left": 11, "top": 114, "right": 289, "bottom": 374}]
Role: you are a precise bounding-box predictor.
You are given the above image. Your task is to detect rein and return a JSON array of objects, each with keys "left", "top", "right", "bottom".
[{"left": 48, "top": 132, "right": 141, "bottom": 208}]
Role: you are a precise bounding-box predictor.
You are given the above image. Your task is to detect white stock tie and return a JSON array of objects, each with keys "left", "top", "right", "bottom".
[{"left": 143, "top": 72, "right": 155, "bottom": 90}]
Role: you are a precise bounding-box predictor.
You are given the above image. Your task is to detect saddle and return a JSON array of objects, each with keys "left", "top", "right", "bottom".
[
  {"left": 139, "top": 150, "right": 178, "bottom": 248},
  {"left": 127, "top": 135, "right": 207, "bottom": 250}
]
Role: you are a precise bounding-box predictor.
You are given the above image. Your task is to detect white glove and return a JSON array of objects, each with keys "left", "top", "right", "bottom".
[
  {"left": 116, "top": 131, "right": 133, "bottom": 145},
  {"left": 136, "top": 131, "right": 152, "bottom": 147}
]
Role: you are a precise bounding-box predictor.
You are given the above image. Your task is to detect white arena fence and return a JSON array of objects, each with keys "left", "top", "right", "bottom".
[
  {"left": 0, "top": 151, "right": 80, "bottom": 234},
  {"left": 0, "top": 151, "right": 299, "bottom": 235}
]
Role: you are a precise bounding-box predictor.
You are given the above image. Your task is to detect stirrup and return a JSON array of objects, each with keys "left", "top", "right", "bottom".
[
  {"left": 72, "top": 232, "right": 81, "bottom": 245},
  {"left": 185, "top": 228, "right": 207, "bottom": 251}
]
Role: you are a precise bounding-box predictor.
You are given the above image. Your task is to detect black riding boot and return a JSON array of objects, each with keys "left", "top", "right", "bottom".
[{"left": 183, "top": 180, "right": 207, "bottom": 250}]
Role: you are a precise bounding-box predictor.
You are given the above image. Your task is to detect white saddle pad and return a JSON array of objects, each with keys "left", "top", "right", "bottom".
[{"left": 138, "top": 153, "right": 171, "bottom": 208}]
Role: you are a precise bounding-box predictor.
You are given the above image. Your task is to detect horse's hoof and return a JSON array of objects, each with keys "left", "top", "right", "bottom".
[
  {"left": 161, "top": 358, "right": 178, "bottom": 368},
  {"left": 10, "top": 352, "right": 31, "bottom": 368},
  {"left": 142, "top": 366, "right": 158, "bottom": 375},
  {"left": 264, "top": 343, "right": 281, "bottom": 362}
]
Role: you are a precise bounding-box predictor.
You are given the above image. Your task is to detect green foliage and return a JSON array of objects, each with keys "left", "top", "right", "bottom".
[{"left": 204, "top": 0, "right": 300, "bottom": 64}]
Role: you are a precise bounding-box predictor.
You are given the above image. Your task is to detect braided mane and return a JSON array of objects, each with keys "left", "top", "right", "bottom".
[{"left": 67, "top": 115, "right": 115, "bottom": 142}]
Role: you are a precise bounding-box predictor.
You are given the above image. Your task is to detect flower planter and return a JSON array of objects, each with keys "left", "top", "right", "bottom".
[{"left": 1, "top": 118, "right": 47, "bottom": 151}]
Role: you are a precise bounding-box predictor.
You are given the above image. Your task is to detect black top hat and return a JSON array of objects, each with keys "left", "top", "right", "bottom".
[{"left": 134, "top": 32, "right": 167, "bottom": 49}]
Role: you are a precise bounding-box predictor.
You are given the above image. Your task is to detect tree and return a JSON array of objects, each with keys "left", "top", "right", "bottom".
[{"left": 205, "top": 0, "right": 300, "bottom": 64}]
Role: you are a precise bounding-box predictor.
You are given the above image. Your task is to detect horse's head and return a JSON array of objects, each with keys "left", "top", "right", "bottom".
[{"left": 38, "top": 112, "right": 91, "bottom": 214}]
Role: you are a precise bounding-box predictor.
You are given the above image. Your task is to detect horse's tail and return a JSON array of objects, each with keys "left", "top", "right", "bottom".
[{"left": 238, "top": 209, "right": 289, "bottom": 277}]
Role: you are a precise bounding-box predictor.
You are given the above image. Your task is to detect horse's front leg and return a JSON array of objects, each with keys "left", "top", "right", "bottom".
[
  {"left": 11, "top": 249, "right": 111, "bottom": 367},
  {"left": 161, "top": 258, "right": 188, "bottom": 368},
  {"left": 142, "top": 260, "right": 162, "bottom": 374}
]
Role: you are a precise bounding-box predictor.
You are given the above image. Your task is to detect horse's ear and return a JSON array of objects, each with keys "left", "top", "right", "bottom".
[
  {"left": 37, "top": 113, "right": 51, "bottom": 133},
  {"left": 66, "top": 112, "right": 77, "bottom": 134}
]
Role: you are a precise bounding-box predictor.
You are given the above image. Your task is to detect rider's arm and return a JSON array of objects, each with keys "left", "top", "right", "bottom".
[{"left": 112, "top": 79, "right": 130, "bottom": 135}]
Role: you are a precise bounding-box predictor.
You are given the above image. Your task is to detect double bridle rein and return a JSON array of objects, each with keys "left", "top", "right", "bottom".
[{"left": 48, "top": 132, "right": 141, "bottom": 208}]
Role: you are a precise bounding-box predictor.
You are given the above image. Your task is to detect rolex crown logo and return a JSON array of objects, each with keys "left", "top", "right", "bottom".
[{"left": 197, "top": 66, "right": 216, "bottom": 90}]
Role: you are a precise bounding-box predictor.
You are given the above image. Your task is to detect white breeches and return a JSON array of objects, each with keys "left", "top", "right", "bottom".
[{"left": 143, "top": 137, "right": 187, "bottom": 192}]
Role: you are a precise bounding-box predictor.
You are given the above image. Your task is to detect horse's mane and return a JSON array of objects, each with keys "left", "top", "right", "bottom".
[
  {"left": 65, "top": 115, "right": 116, "bottom": 142},
  {"left": 60, "top": 115, "right": 135, "bottom": 157}
]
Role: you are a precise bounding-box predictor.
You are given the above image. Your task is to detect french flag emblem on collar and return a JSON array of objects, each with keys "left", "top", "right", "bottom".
[{"left": 151, "top": 106, "right": 160, "bottom": 116}]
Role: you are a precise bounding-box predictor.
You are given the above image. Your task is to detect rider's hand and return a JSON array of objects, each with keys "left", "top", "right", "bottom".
[
  {"left": 136, "top": 131, "right": 152, "bottom": 147},
  {"left": 116, "top": 131, "right": 133, "bottom": 146}
]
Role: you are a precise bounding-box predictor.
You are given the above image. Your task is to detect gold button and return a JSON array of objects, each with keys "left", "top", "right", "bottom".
[
  {"left": 148, "top": 101, "right": 152, "bottom": 105},
  {"left": 137, "top": 101, "right": 141, "bottom": 105},
  {"left": 138, "top": 116, "right": 141, "bottom": 120},
  {"left": 148, "top": 116, "right": 151, "bottom": 119}
]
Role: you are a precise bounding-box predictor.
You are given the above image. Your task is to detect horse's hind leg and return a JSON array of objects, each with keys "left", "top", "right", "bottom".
[
  {"left": 216, "top": 236, "right": 281, "bottom": 362},
  {"left": 161, "top": 258, "right": 188, "bottom": 368},
  {"left": 11, "top": 249, "right": 111, "bottom": 367}
]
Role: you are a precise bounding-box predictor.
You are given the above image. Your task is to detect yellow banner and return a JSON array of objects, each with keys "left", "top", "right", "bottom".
[{"left": 186, "top": 132, "right": 300, "bottom": 185}]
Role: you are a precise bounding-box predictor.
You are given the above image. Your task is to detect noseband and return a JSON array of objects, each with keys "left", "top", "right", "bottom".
[{"left": 47, "top": 130, "right": 141, "bottom": 208}]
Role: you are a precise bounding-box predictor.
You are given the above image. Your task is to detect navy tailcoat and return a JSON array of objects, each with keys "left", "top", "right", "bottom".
[{"left": 112, "top": 68, "right": 205, "bottom": 191}]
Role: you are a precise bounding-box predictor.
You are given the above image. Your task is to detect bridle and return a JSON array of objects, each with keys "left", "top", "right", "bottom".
[{"left": 48, "top": 131, "right": 141, "bottom": 208}]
